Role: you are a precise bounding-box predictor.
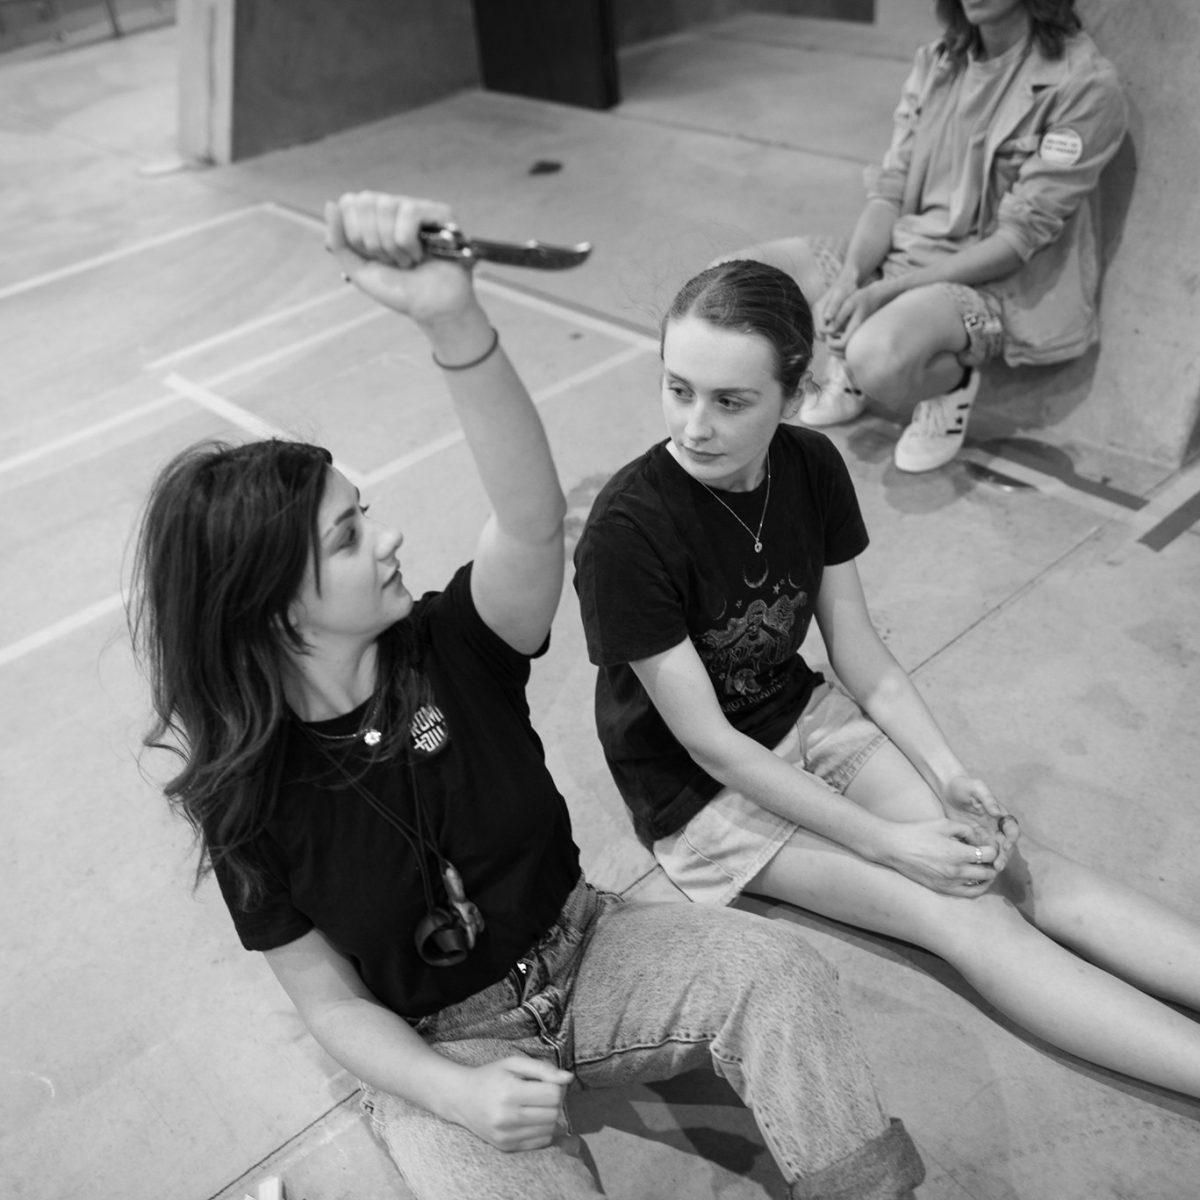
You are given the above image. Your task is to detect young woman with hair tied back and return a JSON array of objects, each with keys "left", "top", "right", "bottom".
[
  {"left": 573, "top": 257, "right": 1200, "bottom": 1098},
  {"left": 130, "top": 192, "right": 925, "bottom": 1200}
]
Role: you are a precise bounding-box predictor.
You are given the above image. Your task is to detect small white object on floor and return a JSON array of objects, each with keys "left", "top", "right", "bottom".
[{"left": 256, "top": 1177, "right": 284, "bottom": 1200}]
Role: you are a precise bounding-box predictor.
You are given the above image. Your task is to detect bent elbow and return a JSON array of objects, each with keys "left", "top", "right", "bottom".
[{"left": 680, "top": 727, "right": 745, "bottom": 788}]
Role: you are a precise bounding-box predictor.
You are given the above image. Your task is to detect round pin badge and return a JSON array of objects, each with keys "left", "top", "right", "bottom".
[
  {"left": 1039, "top": 128, "right": 1083, "bottom": 166},
  {"left": 410, "top": 703, "right": 450, "bottom": 758}
]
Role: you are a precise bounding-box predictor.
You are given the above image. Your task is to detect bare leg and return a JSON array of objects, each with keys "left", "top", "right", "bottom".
[
  {"left": 995, "top": 838, "right": 1200, "bottom": 1010},
  {"left": 747, "top": 742, "right": 1200, "bottom": 1096},
  {"left": 844, "top": 285, "right": 968, "bottom": 409}
]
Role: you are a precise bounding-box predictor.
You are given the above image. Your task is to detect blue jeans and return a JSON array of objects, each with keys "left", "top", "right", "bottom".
[{"left": 361, "top": 879, "right": 923, "bottom": 1199}]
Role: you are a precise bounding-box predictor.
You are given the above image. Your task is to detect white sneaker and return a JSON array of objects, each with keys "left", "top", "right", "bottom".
[
  {"left": 800, "top": 357, "right": 867, "bottom": 427},
  {"left": 893, "top": 371, "right": 980, "bottom": 472}
]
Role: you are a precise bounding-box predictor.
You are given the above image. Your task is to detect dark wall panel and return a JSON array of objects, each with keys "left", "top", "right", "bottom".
[
  {"left": 472, "top": 0, "right": 619, "bottom": 109},
  {"left": 230, "top": 0, "right": 479, "bottom": 161}
]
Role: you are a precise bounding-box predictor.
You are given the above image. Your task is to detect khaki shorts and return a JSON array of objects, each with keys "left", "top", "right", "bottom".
[
  {"left": 809, "top": 234, "right": 1006, "bottom": 368},
  {"left": 653, "top": 681, "right": 886, "bottom": 906}
]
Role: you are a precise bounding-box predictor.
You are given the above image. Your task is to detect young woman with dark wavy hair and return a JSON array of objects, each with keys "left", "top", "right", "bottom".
[
  {"left": 717, "top": 0, "right": 1126, "bottom": 472},
  {"left": 129, "top": 191, "right": 925, "bottom": 1200}
]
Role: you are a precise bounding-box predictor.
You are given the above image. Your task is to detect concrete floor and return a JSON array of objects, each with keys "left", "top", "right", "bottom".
[{"left": 2, "top": 10, "right": 1199, "bottom": 1200}]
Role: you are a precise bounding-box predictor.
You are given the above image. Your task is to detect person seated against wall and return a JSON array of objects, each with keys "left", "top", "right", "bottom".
[{"left": 720, "top": 0, "right": 1127, "bottom": 472}]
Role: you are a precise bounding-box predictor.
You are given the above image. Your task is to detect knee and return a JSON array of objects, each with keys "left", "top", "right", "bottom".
[
  {"left": 928, "top": 890, "right": 1032, "bottom": 960},
  {"left": 994, "top": 834, "right": 1088, "bottom": 923},
  {"left": 738, "top": 915, "right": 843, "bottom": 1000},
  {"left": 844, "top": 326, "right": 912, "bottom": 405}
]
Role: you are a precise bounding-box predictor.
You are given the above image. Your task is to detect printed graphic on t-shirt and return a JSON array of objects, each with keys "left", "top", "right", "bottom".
[{"left": 698, "top": 584, "right": 807, "bottom": 713}]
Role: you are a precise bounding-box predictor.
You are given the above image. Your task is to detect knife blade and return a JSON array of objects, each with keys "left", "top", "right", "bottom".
[{"left": 418, "top": 223, "right": 592, "bottom": 270}]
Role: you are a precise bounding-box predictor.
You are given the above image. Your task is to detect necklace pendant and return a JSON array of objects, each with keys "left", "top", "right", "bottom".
[
  {"left": 363, "top": 729, "right": 382, "bottom": 747},
  {"left": 753, "top": 540, "right": 763, "bottom": 553}
]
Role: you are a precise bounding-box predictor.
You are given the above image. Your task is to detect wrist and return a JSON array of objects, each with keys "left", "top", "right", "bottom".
[
  {"left": 420, "top": 303, "right": 492, "bottom": 357},
  {"left": 869, "top": 276, "right": 904, "bottom": 305},
  {"left": 846, "top": 809, "right": 896, "bottom": 866},
  {"left": 837, "top": 263, "right": 864, "bottom": 290},
  {"left": 425, "top": 1057, "right": 475, "bottom": 1124},
  {"left": 933, "top": 764, "right": 970, "bottom": 801}
]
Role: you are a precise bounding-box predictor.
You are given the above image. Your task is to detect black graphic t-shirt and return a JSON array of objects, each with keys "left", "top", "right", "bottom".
[
  {"left": 210, "top": 564, "right": 581, "bottom": 1020},
  {"left": 574, "top": 426, "right": 869, "bottom": 845}
]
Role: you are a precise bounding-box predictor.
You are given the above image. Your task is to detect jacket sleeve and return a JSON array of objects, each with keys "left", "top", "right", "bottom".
[
  {"left": 864, "top": 42, "right": 939, "bottom": 209},
  {"left": 994, "top": 56, "right": 1128, "bottom": 261}
]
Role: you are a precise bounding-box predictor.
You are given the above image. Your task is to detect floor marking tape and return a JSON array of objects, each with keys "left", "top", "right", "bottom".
[
  {"left": 162, "top": 373, "right": 365, "bottom": 486},
  {"left": 0, "top": 342, "right": 645, "bottom": 668},
  {"left": 2, "top": 295, "right": 380, "bottom": 478},
  {"left": 1131, "top": 457, "right": 1200, "bottom": 549},
  {"left": 262, "top": 200, "right": 661, "bottom": 351},
  {"left": 263, "top": 199, "right": 325, "bottom": 232},
  {"left": 474, "top": 276, "right": 660, "bottom": 351},
  {"left": 0, "top": 592, "right": 126, "bottom": 668},
  {"left": 0, "top": 205, "right": 267, "bottom": 303},
  {"left": 1138, "top": 488, "right": 1200, "bottom": 550},
  {"left": 1128, "top": 455, "right": 1200, "bottom": 530},
  {"left": 360, "top": 343, "right": 649, "bottom": 489},
  {"left": 162, "top": 372, "right": 291, "bottom": 440},
  {"left": 144, "top": 286, "right": 352, "bottom": 371},
  {"left": 956, "top": 448, "right": 1128, "bottom": 522},
  {"left": 199, "top": 308, "right": 388, "bottom": 390},
  {"left": 0, "top": 394, "right": 181, "bottom": 479}
]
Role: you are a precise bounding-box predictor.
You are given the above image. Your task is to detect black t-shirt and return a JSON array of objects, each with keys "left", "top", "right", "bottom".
[
  {"left": 211, "top": 564, "right": 581, "bottom": 1020},
  {"left": 574, "top": 426, "right": 869, "bottom": 845}
]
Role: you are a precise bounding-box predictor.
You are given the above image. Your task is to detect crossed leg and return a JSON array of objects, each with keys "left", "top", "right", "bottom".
[
  {"left": 747, "top": 740, "right": 1200, "bottom": 1097},
  {"left": 567, "top": 897, "right": 924, "bottom": 1199},
  {"left": 364, "top": 898, "right": 925, "bottom": 1200}
]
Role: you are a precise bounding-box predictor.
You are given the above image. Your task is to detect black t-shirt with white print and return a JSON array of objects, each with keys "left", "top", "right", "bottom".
[
  {"left": 210, "top": 564, "right": 581, "bottom": 1020},
  {"left": 574, "top": 426, "right": 869, "bottom": 846}
]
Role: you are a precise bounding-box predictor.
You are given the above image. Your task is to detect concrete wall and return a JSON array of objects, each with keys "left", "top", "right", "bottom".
[
  {"left": 178, "top": 0, "right": 479, "bottom": 164},
  {"left": 179, "top": 0, "right": 872, "bottom": 165},
  {"left": 983, "top": 0, "right": 1200, "bottom": 467}
]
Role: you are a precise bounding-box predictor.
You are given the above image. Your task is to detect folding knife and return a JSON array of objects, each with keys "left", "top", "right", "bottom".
[{"left": 418, "top": 223, "right": 592, "bottom": 270}]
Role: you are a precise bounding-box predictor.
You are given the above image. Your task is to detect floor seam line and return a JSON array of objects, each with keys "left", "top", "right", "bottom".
[
  {"left": 907, "top": 521, "right": 1117, "bottom": 677},
  {"left": 606, "top": 107, "right": 875, "bottom": 167}
]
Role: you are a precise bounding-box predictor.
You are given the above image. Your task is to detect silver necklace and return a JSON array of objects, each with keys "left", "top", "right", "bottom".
[
  {"left": 303, "top": 695, "right": 383, "bottom": 746},
  {"left": 698, "top": 454, "right": 771, "bottom": 553}
]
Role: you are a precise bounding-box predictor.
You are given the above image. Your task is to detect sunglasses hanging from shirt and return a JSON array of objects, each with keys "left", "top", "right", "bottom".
[{"left": 304, "top": 718, "right": 484, "bottom": 967}]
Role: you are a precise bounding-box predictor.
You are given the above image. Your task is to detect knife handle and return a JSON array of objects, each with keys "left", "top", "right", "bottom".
[{"left": 418, "top": 223, "right": 473, "bottom": 262}]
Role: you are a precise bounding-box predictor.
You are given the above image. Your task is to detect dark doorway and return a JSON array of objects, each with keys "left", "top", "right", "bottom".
[{"left": 471, "top": 0, "right": 619, "bottom": 109}]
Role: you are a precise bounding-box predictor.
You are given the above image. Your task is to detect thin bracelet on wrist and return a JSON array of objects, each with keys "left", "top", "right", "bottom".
[{"left": 432, "top": 327, "right": 500, "bottom": 371}]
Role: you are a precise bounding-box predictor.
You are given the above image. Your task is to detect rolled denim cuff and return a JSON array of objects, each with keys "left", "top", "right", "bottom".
[{"left": 790, "top": 1117, "right": 925, "bottom": 1200}]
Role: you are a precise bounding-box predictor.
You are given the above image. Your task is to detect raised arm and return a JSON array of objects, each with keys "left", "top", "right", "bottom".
[
  {"left": 326, "top": 192, "right": 566, "bottom": 655},
  {"left": 632, "top": 635, "right": 998, "bottom": 896},
  {"left": 264, "top": 929, "right": 572, "bottom": 1151}
]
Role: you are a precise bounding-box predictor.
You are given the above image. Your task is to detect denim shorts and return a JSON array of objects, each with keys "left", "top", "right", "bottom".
[
  {"left": 653, "top": 681, "right": 887, "bottom": 906},
  {"left": 808, "top": 234, "right": 1006, "bottom": 368}
]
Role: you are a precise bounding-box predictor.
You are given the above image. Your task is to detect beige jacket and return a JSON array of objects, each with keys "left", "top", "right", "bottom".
[{"left": 866, "top": 32, "right": 1128, "bottom": 366}]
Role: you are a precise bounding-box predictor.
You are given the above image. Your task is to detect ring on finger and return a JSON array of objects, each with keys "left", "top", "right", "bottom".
[{"left": 974, "top": 846, "right": 985, "bottom": 863}]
